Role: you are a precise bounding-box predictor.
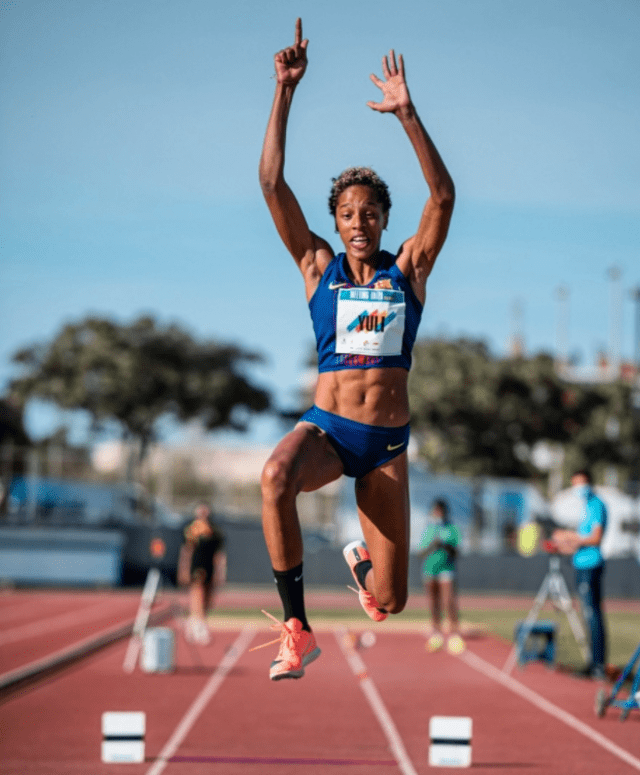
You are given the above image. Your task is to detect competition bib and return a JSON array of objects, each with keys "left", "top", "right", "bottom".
[{"left": 335, "top": 288, "right": 405, "bottom": 356}]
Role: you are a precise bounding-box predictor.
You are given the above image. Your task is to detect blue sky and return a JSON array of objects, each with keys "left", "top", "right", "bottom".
[{"left": 1, "top": 0, "right": 639, "bottom": 447}]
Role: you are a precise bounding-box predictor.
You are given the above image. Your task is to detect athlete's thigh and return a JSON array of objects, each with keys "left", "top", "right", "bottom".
[
  {"left": 355, "top": 452, "right": 410, "bottom": 597},
  {"left": 265, "top": 421, "right": 344, "bottom": 494},
  {"left": 439, "top": 578, "right": 456, "bottom": 608},
  {"left": 426, "top": 578, "right": 441, "bottom": 600}
]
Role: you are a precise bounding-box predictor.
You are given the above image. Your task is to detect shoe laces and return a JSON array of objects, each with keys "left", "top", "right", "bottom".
[
  {"left": 348, "top": 585, "right": 388, "bottom": 618},
  {"left": 249, "top": 610, "right": 298, "bottom": 654},
  {"left": 348, "top": 584, "right": 378, "bottom": 606}
]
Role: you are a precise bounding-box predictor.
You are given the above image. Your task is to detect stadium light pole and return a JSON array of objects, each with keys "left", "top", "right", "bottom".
[
  {"left": 632, "top": 286, "right": 640, "bottom": 373},
  {"left": 607, "top": 265, "right": 622, "bottom": 377},
  {"left": 555, "top": 285, "right": 570, "bottom": 369}
]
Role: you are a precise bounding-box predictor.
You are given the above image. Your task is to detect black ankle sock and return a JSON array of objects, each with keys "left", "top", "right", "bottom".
[
  {"left": 354, "top": 559, "right": 372, "bottom": 590},
  {"left": 273, "top": 563, "right": 310, "bottom": 631}
]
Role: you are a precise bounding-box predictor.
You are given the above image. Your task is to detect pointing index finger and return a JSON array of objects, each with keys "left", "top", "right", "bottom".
[{"left": 295, "top": 17, "right": 302, "bottom": 45}]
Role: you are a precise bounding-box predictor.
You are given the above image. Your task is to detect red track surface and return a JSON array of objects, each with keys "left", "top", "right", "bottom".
[
  {"left": 0, "top": 590, "right": 147, "bottom": 675},
  {"left": 1, "top": 589, "right": 639, "bottom": 774}
]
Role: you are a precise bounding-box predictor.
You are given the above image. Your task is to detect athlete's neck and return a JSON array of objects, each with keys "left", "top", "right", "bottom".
[{"left": 344, "top": 249, "right": 383, "bottom": 286}]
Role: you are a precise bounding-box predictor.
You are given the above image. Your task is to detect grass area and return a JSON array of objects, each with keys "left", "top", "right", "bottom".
[
  {"left": 213, "top": 604, "right": 639, "bottom": 671},
  {"left": 457, "top": 607, "right": 639, "bottom": 670}
]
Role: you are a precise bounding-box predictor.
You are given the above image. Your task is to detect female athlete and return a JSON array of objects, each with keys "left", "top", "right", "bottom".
[{"left": 258, "top": 18, "right": 455, "bottom": 680}]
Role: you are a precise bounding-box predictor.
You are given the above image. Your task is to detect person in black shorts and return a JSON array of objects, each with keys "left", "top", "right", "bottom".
[{"left": 179, "top": 503, "right": 226, "bottom": 644}]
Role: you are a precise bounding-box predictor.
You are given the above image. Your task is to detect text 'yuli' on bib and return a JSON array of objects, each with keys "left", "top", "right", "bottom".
[{"left": 336, "top": 288, "right": 406, "bottom": 356}]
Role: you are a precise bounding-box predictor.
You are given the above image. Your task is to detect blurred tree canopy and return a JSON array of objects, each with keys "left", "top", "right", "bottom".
[
  {"left": 408, "top": 338, "right": 639, "bottom": 485},
  {"left": 9, "top": 316, "right": 271, "bottom": 456}
]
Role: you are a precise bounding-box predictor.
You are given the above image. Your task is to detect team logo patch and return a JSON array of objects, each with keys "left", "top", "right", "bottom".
[{"left": 373, "top": 278, "right": 393, "bottom": 290}]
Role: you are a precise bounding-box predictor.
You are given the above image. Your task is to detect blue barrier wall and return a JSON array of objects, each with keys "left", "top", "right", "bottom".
[
  {"left": 0, "top": 523, "right": 638, "bottom": 598},
  {"left": 0, "top": 528, "right": 125, "bottom": 586}
]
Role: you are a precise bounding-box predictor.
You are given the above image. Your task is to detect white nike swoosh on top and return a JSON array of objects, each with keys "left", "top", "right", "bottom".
[
  {"left": 329, "top": 282, "right": 347, "bottom": 290},
  {"left": 387, "top": 442, "right": 404, "bottom": 451}
]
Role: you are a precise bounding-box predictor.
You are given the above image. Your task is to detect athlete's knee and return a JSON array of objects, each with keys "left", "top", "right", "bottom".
[
  {"left": 261, "top": 456, "right": 296, "bottom": 500},
  {"left": 377, "top": 585, "right": 408, "bottom": 615},
  {"left": 383, "top": 595, "right": 407, "bottom": 615}
]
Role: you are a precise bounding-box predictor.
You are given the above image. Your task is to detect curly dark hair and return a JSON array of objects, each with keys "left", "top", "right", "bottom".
[{"left": 328, "top": 167, "right": 392, "bottom": 217}]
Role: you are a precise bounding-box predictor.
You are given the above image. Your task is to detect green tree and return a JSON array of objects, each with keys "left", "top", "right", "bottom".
[
  {"left": 286, "top": 337, "right": 640, "bottom": 487},
  {"left": 565, "top": 380, "right": 640, "bottom": 488},
  {"left": 408, "top": 338, "right": 611, "bottom": 480},
  {"left": 9, "top": 316, "right": 271, "bottom": 459}
]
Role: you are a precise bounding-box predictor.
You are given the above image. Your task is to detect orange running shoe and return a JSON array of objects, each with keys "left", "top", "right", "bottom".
[
  {"left": 253, "top": 611, "right": 321, "bottom": 681},
  {"left": 343, "top": 540, "right": 388, "bottom": 622}
]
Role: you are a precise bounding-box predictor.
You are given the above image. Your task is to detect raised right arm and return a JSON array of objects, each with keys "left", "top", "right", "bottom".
[{"left": 259, "top": 19, "right": 332, "bottom": 291}]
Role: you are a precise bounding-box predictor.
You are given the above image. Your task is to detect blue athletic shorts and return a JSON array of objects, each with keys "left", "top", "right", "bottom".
[{"left": 299, "top": 405, "right": 410, "bottom": 479}]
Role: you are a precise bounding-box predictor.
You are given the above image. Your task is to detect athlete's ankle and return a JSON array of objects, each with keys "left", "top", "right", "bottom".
[
  {"left": 354, "top": 559, "right": 372, "bottom": 590},
  {"left": 273, "top": 563, "right": 310, "bottom": 631}
]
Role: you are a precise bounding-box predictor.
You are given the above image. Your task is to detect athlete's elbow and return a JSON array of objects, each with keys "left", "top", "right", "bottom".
[
  {"left": 259, "top": 171, "right": 277, "bottom": 196},
  {"left": 259, "top": 156, "right": 287, "bottom": 192},
  {"left": 434, "top": 179, "right": 455, "bottom": 210}
]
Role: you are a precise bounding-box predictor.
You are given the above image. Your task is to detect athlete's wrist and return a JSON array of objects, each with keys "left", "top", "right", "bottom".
[{"left": 395, "top": 102, "right": 416, "bottom": 123}]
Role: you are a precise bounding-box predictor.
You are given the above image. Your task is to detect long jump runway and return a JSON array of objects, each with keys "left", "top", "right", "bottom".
[{"left": 2, "top": 607, "right": 639, "bottom": 774}]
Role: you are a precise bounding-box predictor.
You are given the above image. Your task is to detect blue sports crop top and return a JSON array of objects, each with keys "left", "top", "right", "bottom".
[{"left": 309, "top": 250, "right": 423, "bottom": 372}]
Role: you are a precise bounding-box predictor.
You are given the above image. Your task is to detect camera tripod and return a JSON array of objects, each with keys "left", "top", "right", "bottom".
[{"left": 503, "top": 555, "right": 589, "bottom": 675}]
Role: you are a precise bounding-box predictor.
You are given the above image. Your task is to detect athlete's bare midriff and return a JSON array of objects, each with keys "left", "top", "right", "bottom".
[{"left": 314, "top": 367, "right": 410, "bottom": 427}]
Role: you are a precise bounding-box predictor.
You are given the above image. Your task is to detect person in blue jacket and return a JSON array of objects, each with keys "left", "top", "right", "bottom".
[{"left": 553, "top": 469, "right": 608, "bottom": 679}]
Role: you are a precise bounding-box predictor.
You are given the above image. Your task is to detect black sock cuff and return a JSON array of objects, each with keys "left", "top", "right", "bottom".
[
  {"left": 272, "top": 563, "right": 309, "bottom": 631},
  {"left": 273, "top": 562, "right": 303, "bottom": 581}
]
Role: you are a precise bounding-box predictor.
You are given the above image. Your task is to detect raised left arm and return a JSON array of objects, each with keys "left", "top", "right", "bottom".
[{"left": 368, "top": 51, "right": 455, "bottom": 301}]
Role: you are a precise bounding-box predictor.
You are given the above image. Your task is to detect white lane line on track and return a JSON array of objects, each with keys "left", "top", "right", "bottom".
[
  {"left": 0, "top": 602, "right": 116, "bottom": 645},
  {"left": 460, "top": 649, "right": 640, "bottom": 772},
  {"left": 145, "top": 626, "right": 255, "bottom": 775},
  {"left": 335, "top": 629, "right": 418, "bottom": 775}
]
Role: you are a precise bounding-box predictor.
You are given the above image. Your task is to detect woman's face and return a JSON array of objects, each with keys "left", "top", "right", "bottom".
[
  {"left": 432, "top": 506, "right": 445, "bottom": 522},
  {"left": 335, "top": 185, "right": 388, "bottom": 260}
]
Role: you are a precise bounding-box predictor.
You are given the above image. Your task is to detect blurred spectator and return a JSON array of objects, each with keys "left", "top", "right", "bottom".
[
  {"left": 552, "top": 470, "right": 608, "bottom": 679},
  {"left": 179, "top": 503, "right": 226, "bottom": 645},
  {"left": 417, "top": 499, "right": 464, "bottom": 654}
]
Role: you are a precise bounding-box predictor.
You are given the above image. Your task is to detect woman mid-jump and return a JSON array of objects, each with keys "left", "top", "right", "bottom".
[{"left": 258, "top": 18, "right": 455, "bottom": 680}]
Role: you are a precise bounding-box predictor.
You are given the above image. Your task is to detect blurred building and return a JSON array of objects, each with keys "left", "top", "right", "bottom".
[
  {"left": 91, "top": 438, "right": 341, "bottom": 532},
  {"left": 556, "top": 355, "right": 639, "bottom": 385}
]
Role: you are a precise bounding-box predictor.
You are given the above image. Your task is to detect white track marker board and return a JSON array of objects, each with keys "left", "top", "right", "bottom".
[
  {"left": 102, "top": 711, "right": 145, "bottom": 763},
  {"left": 123, "top": 567, "right": 161, "bottom": 673},
  {"left": 429, "top": 716, "right": 472, "bottom": 767}
]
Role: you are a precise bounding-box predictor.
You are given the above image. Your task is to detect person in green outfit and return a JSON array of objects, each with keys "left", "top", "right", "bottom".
[{"left": 417, "top": 498, "right": 464, "bottom": 653}]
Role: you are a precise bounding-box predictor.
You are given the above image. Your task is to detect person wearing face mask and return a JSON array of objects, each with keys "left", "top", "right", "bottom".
[{"left": 552, "top": 470, "right": 608, "bottom": 679}]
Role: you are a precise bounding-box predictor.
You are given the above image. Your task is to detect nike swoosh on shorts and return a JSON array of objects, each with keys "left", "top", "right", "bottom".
[{"left": 387, "top": 442, "right": 404, "bottom": 451}]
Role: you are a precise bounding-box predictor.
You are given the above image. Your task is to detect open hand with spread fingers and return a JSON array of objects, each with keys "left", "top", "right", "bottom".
[
  {"left": 274, "top": 17, "right": 308, "bottom": 86},
  {"left": 368, "top": 50, "right": 412, "bottom": 114}
]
